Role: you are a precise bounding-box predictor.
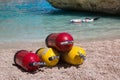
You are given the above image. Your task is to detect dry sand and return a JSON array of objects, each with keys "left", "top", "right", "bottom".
[{"left": 0, "top": 39, "right": 120, "bottom": 80}]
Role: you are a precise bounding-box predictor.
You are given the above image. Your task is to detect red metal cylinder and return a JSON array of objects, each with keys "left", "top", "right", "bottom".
[
  {"left": 14, "top": 50, "right": 41, "bottom": 72},
  {"left": 46, "top": 32, "right": 74, "bottom": 52}
]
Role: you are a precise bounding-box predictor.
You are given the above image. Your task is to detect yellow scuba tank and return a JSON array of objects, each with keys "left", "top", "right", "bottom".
[
  {"left": 61, "top": 46, "right": 86, "bottom": 65},
  {"left": 36, "top": 48, "right": 60, "bottom": 67}
]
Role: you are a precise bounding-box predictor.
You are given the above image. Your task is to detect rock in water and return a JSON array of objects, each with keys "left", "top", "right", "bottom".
[{"left": 47, "top": 0, "right": 120, "bottom": 14}]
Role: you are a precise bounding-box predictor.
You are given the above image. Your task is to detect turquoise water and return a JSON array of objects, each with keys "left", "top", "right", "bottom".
[{"left": 0, "top": 0, "right": 120, "bottom": 42}]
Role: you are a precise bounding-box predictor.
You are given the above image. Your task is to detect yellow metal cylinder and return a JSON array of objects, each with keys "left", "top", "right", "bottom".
[
  {"left": 61, "top": 46, "right": 86, "bottom": 65},
  {"left": 36, "top": 48, "right": 60, "bottom": 67}
]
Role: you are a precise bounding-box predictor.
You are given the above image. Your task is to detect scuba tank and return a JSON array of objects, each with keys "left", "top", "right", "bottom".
[
  {"left": 61, "top": 46, "right": 86, "bottom": 65},
  {"left": 36, "top": 48, "right": 60, "bottom": 67},
  {"left": 45, "top": 32, "right": 74, "bottom": 52},
  {"left": 14, "top": 50, "right": 45, "bottom": 72}
]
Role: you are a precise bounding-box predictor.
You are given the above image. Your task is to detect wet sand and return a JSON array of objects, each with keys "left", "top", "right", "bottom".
[{"left": 0, "top": 39, "right": 120, "bottom": 80}]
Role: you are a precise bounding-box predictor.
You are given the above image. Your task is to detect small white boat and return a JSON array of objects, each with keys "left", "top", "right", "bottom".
[
  {"left": 82, "top": 19, "right": 94, "bottom": 22},
  {"left": 70, "top": 19, "right": 82, "bottom": 23},
  {"left": 70, "top": 17, "right": 100, "bottom": 23}
]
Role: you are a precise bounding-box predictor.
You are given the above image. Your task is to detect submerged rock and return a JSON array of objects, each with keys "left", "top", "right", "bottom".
[{"left": 47, "top": 0, "right": 120, "bottom": 14}]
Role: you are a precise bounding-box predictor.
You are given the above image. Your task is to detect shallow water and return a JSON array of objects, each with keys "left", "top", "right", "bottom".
[{"left": 0, "top": 0, "right": 120, "bottom": 42}]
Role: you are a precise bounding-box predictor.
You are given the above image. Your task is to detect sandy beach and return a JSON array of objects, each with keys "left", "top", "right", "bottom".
[{"left": 0, "top": 39, "right": 120, "bottom": 80}]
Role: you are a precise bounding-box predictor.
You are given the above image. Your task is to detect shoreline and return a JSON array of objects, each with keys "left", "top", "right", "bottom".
[
  {"left": 0, "top": 38, "right": 119, "bottom": 50},
  {"left": 0, "top": 38, "right": 120, "bottom": 80}
]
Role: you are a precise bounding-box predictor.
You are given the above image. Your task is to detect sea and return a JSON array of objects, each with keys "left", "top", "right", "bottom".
[{"left": 0, "top": 0, "right": 120, "bottom": 42}]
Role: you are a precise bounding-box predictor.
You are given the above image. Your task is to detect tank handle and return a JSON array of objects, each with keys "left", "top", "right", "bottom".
[
  {"left": 29, "top": 62, "right": 46, "bottom": 66},
  {"left": 60, "top": 41, "right": 73, "bottom": 45},
  {"left": 49, "top": 56, "right": 60, "bottom": 61},
  {"left": 78, "top": 51, "right": 86, "bottom": 60}
]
